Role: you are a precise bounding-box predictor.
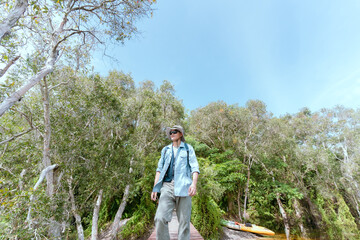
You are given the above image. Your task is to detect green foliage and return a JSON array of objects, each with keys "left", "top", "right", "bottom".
[
  {"left": 316, "top": 194, "right": 360, "bottom": 240},
  {"left": 119, "top": 153, "right": 159, "bottom": 239},
  {"left": 1, "top": 62, "right": 360, "bottom": 240},
  {"left": 119, "top": 194, "right": 156, "bottom": 240},
  {"left": 192, "top": 194, "right": 224, "bottom": 240}
]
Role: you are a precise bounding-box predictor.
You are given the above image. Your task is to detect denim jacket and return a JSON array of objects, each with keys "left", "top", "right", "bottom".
[{"left": 152, "top": 142, "right": 200, "bottom": 196}]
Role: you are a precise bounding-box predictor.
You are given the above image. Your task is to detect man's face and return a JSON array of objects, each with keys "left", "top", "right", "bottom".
[{"left": 169, "top": 129, "right": 183, "bottom": 142}]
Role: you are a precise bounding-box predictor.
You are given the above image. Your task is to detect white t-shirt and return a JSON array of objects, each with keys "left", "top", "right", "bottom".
[{"left": 173, "top": 146, "right": 179, "bottom": 158}]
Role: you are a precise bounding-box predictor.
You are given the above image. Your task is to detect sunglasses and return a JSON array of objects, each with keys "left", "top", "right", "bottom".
[{"left": 169, "top": 130, "right": 179, "bottom": 135}]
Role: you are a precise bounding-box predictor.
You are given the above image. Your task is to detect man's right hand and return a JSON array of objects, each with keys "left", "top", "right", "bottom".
[{"left": 151, "top": 192, "right": 158, "bottom": 201}]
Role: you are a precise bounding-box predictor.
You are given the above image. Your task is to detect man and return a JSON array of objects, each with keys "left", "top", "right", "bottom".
[{"left": 151, "top": 125, "right": 200, "bottom": 240}]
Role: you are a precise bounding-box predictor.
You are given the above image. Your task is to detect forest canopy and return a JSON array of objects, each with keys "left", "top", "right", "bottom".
[
  {"left": 1, "top": 67, "right": 359, "bottom": 239},
  {"left": 1, "top": 1, "right": 360, "bottom": 239}
]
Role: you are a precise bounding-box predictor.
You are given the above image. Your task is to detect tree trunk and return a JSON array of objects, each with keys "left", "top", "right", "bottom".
[
  {"left": 237, "top": 188, "right": 243, "bottom": 222},
  {"left": 293, "top": 198, "right": 307, "bottom": 238},
  {"left": 91, "top": 189, "right": 104, "bottom": 240},
  {"left": 0, "top": 10, "right": 68, "bottom": 117},
  {"left": 304, "top": 194, "right": 322, "bottom": 230},
  {"left": 26, "top": 164, "right": 59, "bottom": 228},
  {"left": 341, "top": 145, "right": 360, "bottom": 206},
  {"left": 227, "top": 192, "right": 234, "bottom": 213},
  {"left": 41, "top": 78, "right": 62, "bottom": 239},
  {"left": 243, "top": 161, "right": 251, "bottom": 220},
  {"left": 108, "top": 184, "right": 131, "bottom": 239},
  {"left": 351, "top": 193, "right": 360, "bottom": 219},
  {"left": 276, "top": 192, "right": 290, "bottom": 240},
  {"left": 0, "top": 0, "right": 28, "bottom": 40},
  {"left": 259, "top": 159, "right": 291, "bottom": 240},
  {"left": 107, "top": 157, "right": 134, "bottom": 240},
  {"left": 19, "top": 169, "right": 26, "bottom": 191},
  {"left": 68, "top": 177, "right": 85, "bottom": 240},
  {"left": 0, "top": 54, "right": 56, "bottom": 117},
  {"left": 40, "top": 78, "right": 54, "bottom": 196}
]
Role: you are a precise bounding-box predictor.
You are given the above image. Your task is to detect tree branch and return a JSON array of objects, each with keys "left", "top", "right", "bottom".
[
  {"left": 0, "top": 127, "right": 36, "bottom": 145},
  {"left": 0, "top": 55, "right": 56, "bottom": 117},
  {"left": 49, "top": 80, "right": 71, "bottom": 92},
  {"left": 0, "top": 56, "right": 20, "bottom": 78},
  {"left": 0, "top": 164, "right": 16, "bottom": 177},
  {"left": 12, "top": 107, "right": 34, "bottom": 129},
  {"left": 0, "top": 0, "right": 28, "bottom": 40},
  {"left": 1, "top": 142, "right": 9, "bottom": 158}
]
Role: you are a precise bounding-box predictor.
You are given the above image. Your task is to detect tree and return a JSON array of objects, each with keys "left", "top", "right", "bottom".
[
  {"left": 0, "top": 0, "right": 155, "bottom": 117},
  {"left": 189, "top": 100, "right": 270, "bottom": 220},
  {"left": 0, "top": 0, "right": 28, "bottom": 40}
]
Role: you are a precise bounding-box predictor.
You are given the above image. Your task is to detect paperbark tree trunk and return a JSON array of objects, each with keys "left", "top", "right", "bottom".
[
  {"left": 352, "top": 193, "right": 360, "bottom": 219},
  {"left": 108, "top": 184, "right": 131, "bottom": 239},
  {"left": 40, "top": 78, "right": 54, "bottom": 196},
  {"left": 243, "top": 166, "right": 250, "bottom": 219},
  {"left": 259, "top": 160, "right": 290, "bottom": 240},
  {"left": 0, "top": 52, "right": 57, "bottom": 117},
  {"left": 304, "top": 194, "right": 322, "bottom": 229},
  {"left": 19, "top": 169, "right": 26, "bottom": 191},
  {"left": 275, "top": 192, "right": 290, "bottom": 240},
  {"left": 237, "top": 188, "right": 243, "bottom": 222},
  {"left": 341, "top": 144, "right": 360, "bottom": 205},
  {"left": 91, "top": 189, "right": 104, "bottom": 240},
  {"left": 40, "top": 78, "right": 62, "bottom": 238},
  {"left": 0, "top": 0, "right": 28, "bottom": 40},
  {"left": 107, "top": 157, "right": 134, "bottom": 240},
  {"left": 26, "top": 164, "right": 59, "bottom": 228},
  {"left": 243, "top": 157, "right": 252, "bottom": 221},
  {"left": 68, "top": 177, "right": 85, "bottom": 240},
  {"left": 0, "top": 7, "right": 67, "bottom": 117},
  {"left": 293, "top": 198, "right": 307, "bottom": 238},
  {"left": 227, "top": 192, "right": 234, "bottom": 213},
  {"left": 101, "top": 136, "right": 160, "bottom": 239}
]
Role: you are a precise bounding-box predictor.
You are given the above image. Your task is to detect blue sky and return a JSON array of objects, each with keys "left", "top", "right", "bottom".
[{"left": 93, "top": 0, "right": 360, "bottom": 116}]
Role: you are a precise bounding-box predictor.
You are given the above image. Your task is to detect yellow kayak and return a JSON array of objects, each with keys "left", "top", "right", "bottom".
[{"left": 221, "top": 219, "right": 275, "bottom": 236}]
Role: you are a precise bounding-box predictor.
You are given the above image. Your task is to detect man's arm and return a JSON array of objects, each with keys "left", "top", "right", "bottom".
[
  {"left": 151, "top": 147, "right": 167, "bottom": 201},
  {"left": 188, "top": 172, "right": 199, "bottom": 197},
  {"left": 151, "top": 171, "right": 161, "bottom": 201}
]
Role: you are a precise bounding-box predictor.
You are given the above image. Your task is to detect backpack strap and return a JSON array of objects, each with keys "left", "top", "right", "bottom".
[
  {"left": 162, "top": 147, "right": 169, "bottom": 169},
  {"left": 185, "top": 143, "right": 190, "bottom": 171}
]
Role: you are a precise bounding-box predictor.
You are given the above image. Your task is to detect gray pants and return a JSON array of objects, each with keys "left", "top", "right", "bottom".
[{"left": 154, "top": 181, "right": 192, "bottom": 240}]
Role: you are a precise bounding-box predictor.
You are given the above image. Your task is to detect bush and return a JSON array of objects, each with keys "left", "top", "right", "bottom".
[{"left": 192, "top": 194, "right": 224, "bottom": 240}]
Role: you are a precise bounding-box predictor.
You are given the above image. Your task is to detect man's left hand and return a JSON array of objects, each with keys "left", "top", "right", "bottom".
[{"left": 188, "top": 184, "right": 197, "bottom": 197}]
